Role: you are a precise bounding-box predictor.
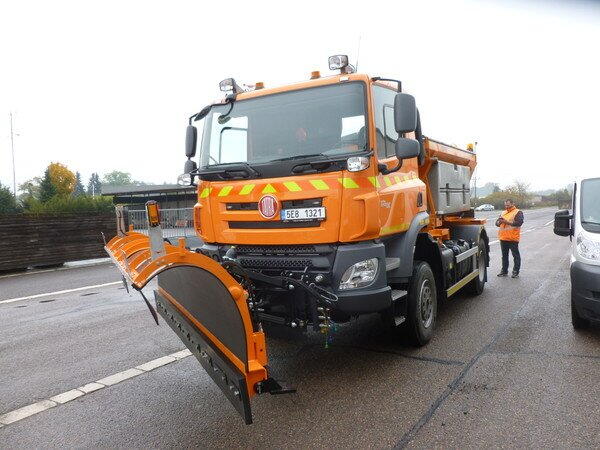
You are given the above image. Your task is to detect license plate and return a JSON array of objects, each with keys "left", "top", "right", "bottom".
[{"left": 280, "top": 207, "right": 326, "bottom": 221}]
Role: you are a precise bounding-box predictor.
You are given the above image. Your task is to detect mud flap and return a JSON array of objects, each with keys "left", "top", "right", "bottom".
[{"left": 105, "top": 232, "right": 269, "bottom": 424}]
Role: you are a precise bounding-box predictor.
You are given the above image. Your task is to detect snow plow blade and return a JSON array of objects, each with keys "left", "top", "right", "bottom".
[{"left": 104, "top": 229, "right": 269, "bottom": 424}]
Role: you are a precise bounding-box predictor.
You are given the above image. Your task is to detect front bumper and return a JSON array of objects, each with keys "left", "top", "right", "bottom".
[
  {"left": 571, "top": 261, "right": 600, "bottom": 322},
  {"left": 201, "top": 241, "right": 392, "bottom": 314}
]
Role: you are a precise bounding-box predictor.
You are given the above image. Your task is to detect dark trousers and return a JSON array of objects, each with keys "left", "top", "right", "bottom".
[{"left": 500, "top": 240, "right": 521, "bottom": 274}]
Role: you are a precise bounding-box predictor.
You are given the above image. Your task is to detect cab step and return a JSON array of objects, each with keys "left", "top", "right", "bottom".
[
  {"left": 386, "top": 257, "right": 401, "bottom": 272},
  {"left": 391, "top": 289, "right": 407, "bottom": 301}
]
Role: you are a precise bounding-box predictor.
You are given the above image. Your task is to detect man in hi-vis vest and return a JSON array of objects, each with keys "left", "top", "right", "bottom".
[{"left": 496, "top": 199, "right": 525, "bottom": 278}]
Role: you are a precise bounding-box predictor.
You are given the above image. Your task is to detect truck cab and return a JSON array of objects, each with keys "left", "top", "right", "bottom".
[
  {"left": 182, "top": 57, "right": 488, "bottom": 344},
  {"left": 554, "top": 177, "right": 600, "bottom": 328}
]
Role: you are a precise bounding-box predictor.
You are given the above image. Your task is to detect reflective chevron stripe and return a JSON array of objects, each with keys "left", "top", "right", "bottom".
[
  {"left": 199, "top": 173, "right": 422, "bottom": 198},
  {"left": 218, "top": 186, "right": 233, "bottom": 197},
  {"left": 368, "top": 176, "right": 380, "bottom": 187},
  {"left": 309, "top": 179, "right": 329, "bottom": 190},
  {"left": 239, "top": 184, "right": 255, "bottom": 195},
  {"left": 283, "top": 181, "right": 302, "bottom": 192},
  {"left": 262, "top": 184, "right": 277, "bottom": 194},
  {"left": 338, "top": 178, "right": 360, "bottom": 189},
  {"left": 380, "top": 223, "right": 410, "bottom": 235}
]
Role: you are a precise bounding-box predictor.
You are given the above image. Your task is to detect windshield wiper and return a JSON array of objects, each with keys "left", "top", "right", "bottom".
[
  {"left": 198, "top": 162, "right": 260, "bottom": 179},
  {"left": 269, "top": 153, "right": 328, "bottom": 162},
  {"left": 581, "top": 220, "right": 600, "bottom": 225}
]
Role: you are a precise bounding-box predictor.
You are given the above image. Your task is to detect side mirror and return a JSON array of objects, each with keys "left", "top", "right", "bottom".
[
  {"left": 184, "top": 159, "right": 197, "bottom": 174},
  {"left": 394, "top": 93, "right": 417, "bottom": 133},
  {"left": 185, "top": 125, "right": 197, "bottom": 158},
  {"left": 554, "top": 209, "right": 573, "bottom": 237},
  {"left": 395, "top": 137, "right": 420, "bottom": 160},
  {"left": 178, "top": 160, "right": 198, "bottom": 186}
]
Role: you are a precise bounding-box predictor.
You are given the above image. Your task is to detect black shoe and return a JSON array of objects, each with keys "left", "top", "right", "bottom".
[
  {"left": 497, "top": 272, "right": 508, "bottom": 277},
  {"left": 511, "top": 272, "right": 519, "bottom": 278}
]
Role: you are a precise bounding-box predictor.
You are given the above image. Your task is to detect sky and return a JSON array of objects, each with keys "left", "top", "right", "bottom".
[{"left": 1, "top": 0, "right": 599, "bottom": 193}]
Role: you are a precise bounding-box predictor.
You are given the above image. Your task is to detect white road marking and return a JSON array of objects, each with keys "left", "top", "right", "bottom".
[
  {"left": 0, "top": 350, "right": 192, "bottom": 427},
  {"left": 96, "top": 368, "right": 144, "bottom": 386},
  {"left": 544, "top": 219, "right": 554, "bottom": 227},
  {"left": 50, "top": 389, "right": 85, "bottom": 404},
  {"left": 0, "top": 400, "right": 57, "bottom": 425},
  {"left": 136, "top": 355, "right": 176, "bottom": 371},
  {"left": 0, "top": 258, "right": 111, "bottom": 280},
  {"left": 0, "top": 281, "right": 122, "bottom": 305},
  {"left": 78, "top": 382, "right": 105, "bottom": 394}
]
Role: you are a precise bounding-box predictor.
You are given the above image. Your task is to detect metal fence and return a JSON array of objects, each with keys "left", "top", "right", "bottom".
[{"left": 128, "top": 207, "right": 195, "bottom": 238}]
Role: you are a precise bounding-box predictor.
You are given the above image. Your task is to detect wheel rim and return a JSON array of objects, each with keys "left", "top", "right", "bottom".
[
  {"left": 419, "top": 278, "right": 434, "bottom": 328},
  {"left": 477, "top": 248, "right": 486, "bottom": 282}
]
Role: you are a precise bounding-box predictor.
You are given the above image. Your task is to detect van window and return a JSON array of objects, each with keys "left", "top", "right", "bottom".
[
  {"left": 372, "top": 85, "right": 398, "bottom": 159},
  {"left": 581, "top": 178, "right": 600, "bottom": 233}
]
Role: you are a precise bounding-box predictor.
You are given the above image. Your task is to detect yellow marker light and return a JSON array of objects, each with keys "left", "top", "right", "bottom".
[{"left": 146, "top": 201, "right": 160, "bottom": 227}]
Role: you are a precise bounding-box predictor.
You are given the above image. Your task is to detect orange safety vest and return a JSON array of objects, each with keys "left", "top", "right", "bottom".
[{"left": 498, "top": 207, "right": 521, "bottom": 242}]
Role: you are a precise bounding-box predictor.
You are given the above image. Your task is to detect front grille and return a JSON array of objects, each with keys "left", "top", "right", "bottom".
[
  {"left": 226, "top": 202, "right": 258, "bottom": 211},
  {"left": 236, "top": 245, "right": 318, "bottom": 255},
  {"left": 226, "top": 198, "right": 322, "bottom": 211},
  {"left": 239, "top": 258, "right": 312, "bottom": 270},
  {"left": 229, "top": 220, "right": 320, "bottom": 229}
]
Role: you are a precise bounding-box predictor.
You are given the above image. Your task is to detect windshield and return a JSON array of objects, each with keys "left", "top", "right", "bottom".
[
  {"left": 581, "top": 177, "right": 600, "bottom": 233},
  {"left": 199, "top": 82, "right": 367, "bottom": 167}
]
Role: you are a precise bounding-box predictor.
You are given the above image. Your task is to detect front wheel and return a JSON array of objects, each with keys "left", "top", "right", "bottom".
[
  {"left": 406, "top": 261, "right": 438, "bottom": 346},
  {"left": 466, "top": 240, "right": 487, "bottom": 295}
]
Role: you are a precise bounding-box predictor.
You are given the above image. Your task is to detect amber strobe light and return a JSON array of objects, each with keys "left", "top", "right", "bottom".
[{"left": 146, "top": 201, "right": 160, "bottom": 227}]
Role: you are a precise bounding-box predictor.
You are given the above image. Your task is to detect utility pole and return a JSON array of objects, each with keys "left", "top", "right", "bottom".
[{"left": 9, "top": 112, "right": 17, "bottom": 196}]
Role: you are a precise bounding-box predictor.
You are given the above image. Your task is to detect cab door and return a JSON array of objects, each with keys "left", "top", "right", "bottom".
[{"left": 371, "top": 84, "right": 423, "bottom": 237}]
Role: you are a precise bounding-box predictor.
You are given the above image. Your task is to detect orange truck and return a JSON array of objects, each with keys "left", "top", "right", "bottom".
[{"left": 105, "top": 55, "right": 490, "bottom": 424}]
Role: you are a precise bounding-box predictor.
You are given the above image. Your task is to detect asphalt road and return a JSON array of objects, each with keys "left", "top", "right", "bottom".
[{"left": 1, "top": 207, "right": 599, "bottom": 447}]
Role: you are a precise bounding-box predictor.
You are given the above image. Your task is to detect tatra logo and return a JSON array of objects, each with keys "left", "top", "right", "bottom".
[{"left": 258, "top": 195, "right": 279, "bottom": 219}]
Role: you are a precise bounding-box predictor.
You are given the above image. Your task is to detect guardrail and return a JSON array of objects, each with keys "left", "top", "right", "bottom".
[{"left": 128, "top": 208, "right": 195, "bottom": 238}]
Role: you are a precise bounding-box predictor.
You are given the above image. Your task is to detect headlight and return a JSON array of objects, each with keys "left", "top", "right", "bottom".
[
  {"left": 339, "top": 258, "right": 379, "bottom": 290},
  {"left": 347, "top": 156, "right": 370, "bottom": 172},
  {"left": 576, "top": 234, "right": 600, "bottom": 261}
]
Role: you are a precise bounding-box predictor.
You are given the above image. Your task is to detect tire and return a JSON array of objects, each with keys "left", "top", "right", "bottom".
[
  {"left": 405, "top": 261, "right": 438, "bottom": 346},
  {"left": 466, "top": 240, "right": 487, "bottom": 295},
  {"left": 571, "top": 294, "right": 589, "bottom": 330}
]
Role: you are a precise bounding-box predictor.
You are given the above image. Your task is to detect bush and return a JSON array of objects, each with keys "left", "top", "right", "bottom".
[
  {"left": 0, "top": 184, "right": 21, "bottom": 214},
  {"left": 25, "top": 195, "right": 114, "bottom": 214}
]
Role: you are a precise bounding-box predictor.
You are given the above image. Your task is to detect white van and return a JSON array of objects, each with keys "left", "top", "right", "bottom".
[{"left": 554, "top": 177, "right": 600, "bottom": 328}]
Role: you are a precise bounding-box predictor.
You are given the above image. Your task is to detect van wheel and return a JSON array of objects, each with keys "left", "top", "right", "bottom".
[
  {"left": 466, "top": 241, "right": 487, "bottom": 295},
  {"left": 406, "top": 261, "right": 437, "bottom": 346},
  {"left": 571, "top": 295, "right": 589, "bottom": 330}
]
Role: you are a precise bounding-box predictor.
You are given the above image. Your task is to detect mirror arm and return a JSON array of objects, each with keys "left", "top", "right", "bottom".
[{"left": 378, "top": 159, "right": 403, "bottom": 175}]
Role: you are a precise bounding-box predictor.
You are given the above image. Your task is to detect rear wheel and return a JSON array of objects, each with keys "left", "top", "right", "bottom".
[
  {"left": 466, "top": 240, "right": 487, "bottom": 295},
  {"left": 571, "top": 294, "right": 589, "bottom": 329},
  {"left": 405, "top": 261, "right": 437, "bottom": 346}
]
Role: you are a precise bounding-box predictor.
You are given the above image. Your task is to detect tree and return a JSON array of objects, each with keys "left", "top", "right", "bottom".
[
  {"left": 39, "top": 168, "right": 57, "bottom": 202},
  {"left": 18, "top": 177, "right": 42, "bottom": 201},
  {"left": 48, "top": 162, "right": 76, "bottom": 197},
  {"left": 87, "top": 173, "right": 102, "bottom": 196},
  {"left": 0, "top": 183, "right": 20, "bottom": 214},
  {"left": 102, "top": 171, "right": 133, "bottom": 186},
  {"left": 505, "top": 180, "right": 531, "bottom": 208},
  {"left": 72, "top": 172, "right": 86, "bottom": 197}
]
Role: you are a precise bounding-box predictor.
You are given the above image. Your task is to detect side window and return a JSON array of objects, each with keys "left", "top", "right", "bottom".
[
  {"left": 209, "top": 115, "right": 248, "bottom": 164},
  {"left": 372, "top": 86, "right": 399, "bottom": 159}
]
